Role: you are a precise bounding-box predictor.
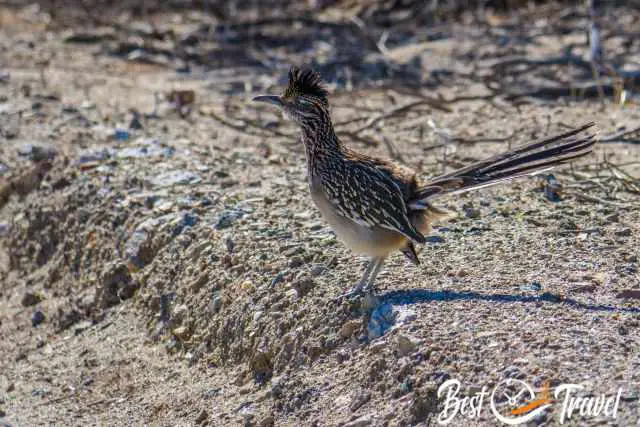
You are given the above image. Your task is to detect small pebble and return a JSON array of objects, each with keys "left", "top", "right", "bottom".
[
  {"left": 519, "top": 282, "right": 542, "bottom": 292},
  {"left": 343, "top": 414, "right": 373, "bottom": 427},
  {"left": 195, "top": 409, "right": 208, "bottom": 425},
  {"left": 113, "top": 128, "right": 129, "bottom": 141},
  {"left": 21, "top": 292, "right": 41, "bottom": 307},
  {"left": 396, "top": 334, "right": 418, "bottom": 357},
  {"left": 31, "top": 310, "right": 45, "bottom": 327},
  {"left": 425, "top": 235, "right": 444, "bottom": 244},
  {"left": 340, "top": 320, "right": 361, "bottom": 339}
]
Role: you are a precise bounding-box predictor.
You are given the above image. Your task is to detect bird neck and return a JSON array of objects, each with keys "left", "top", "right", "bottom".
[
  {"left": 299, "top": 114, "right": 343, "bottom": 177},
  {"left": 300, "top": 114, "right": 341, "bottom": 154}
]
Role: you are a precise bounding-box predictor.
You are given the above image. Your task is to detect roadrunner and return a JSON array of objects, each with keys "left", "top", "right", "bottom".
[{"left": 253, "top": 67, "right": 597, "bottom": 299}]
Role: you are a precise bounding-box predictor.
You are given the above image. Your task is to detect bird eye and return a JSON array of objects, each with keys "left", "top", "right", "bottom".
[{"left": 297, "top": 97, "right": 312, "bottom": 106}]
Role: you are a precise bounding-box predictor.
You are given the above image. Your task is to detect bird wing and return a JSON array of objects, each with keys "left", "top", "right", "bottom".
[{"left": 319, "top": 160, "right": 426, "bottom": 244}]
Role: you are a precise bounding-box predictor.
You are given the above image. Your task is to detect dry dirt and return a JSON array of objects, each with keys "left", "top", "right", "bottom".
[{"left": 0, "top": 3, "right": 639, "bottom": 427}]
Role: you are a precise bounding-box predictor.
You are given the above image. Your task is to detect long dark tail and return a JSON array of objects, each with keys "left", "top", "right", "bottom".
[{"left": 411, "top": 122, "right": 597, "bottom": 203}]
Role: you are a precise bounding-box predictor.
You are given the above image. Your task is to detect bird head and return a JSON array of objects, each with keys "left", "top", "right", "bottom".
[{"left": 253, "top": 66, "right": 329, "bottom": 127}]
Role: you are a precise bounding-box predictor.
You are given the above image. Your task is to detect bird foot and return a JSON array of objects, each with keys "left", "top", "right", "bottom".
[{"left": 333, "top": 283, "right": 375, "bottom": 303}]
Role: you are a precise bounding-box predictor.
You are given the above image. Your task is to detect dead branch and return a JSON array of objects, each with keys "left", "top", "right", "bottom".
[
  {"left": 347, "top": 99, "right": 451, "bottom": 135},
  {"left": 381, "top": 135, "right": 405, "bottom": 163},
  {"left": 203, "top": 108, "right": 295, "bottom": 139},
  {"left": 599, "top": 125, "right": 640, "bottom": 144}
]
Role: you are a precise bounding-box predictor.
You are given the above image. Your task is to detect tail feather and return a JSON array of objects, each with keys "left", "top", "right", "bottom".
[{"left": 411, "top": 122, "right": 597, "bottom": 202}]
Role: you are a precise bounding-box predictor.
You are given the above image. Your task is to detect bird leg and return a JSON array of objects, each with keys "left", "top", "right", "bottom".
[
  {"left": 334, "top": 257, "right": 385, "bottom": 301},
  {"left": 361, "top": 257, "right": 385, "bottom": 294}
]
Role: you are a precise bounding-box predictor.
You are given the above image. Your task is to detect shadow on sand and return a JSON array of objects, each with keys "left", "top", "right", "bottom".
[{"left": 378, "top": 288, "right": 640, "bottom": 314}]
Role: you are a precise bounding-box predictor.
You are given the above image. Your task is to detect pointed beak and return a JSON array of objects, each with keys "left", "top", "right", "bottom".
[{"left": 252, "top": 95, "right": 283, "bottom": 108}]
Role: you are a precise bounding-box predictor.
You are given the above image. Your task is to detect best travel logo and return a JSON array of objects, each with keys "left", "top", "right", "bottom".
[{"left": 437, "top": 378, "right": 624, "bottom": 425}]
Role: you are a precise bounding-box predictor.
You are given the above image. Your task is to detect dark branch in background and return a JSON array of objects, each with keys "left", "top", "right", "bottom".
[{"left": 599, "top": 125, "right": 640, "bottom": 144}]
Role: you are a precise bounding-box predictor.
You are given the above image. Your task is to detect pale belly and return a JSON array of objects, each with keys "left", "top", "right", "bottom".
[{"left": 309, "top": 182, "right": 410, "bottom": 257}]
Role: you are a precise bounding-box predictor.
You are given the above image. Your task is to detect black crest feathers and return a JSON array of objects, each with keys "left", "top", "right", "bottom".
[{"left": 285, "top": 66, "right": 328, "bottom": 100}]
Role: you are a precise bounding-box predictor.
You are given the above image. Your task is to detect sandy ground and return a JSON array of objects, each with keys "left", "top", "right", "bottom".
[{"left": 1, "top": 3, "right": 639, "bottom": 426}]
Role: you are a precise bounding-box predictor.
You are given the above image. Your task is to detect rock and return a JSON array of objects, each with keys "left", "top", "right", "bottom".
[
  {"left": 425, "top": 235, "right": 444, "bottom": 244},
  {"left": 77, "top": 148, "right": 111, "bottom": 164},
  {"left": 168, "top": 212, "right": 198, "bottom": 236},
  {"left": 113, "top": 128, "right": 129, "bottom": 141},
  {"left": 259, "top": 415, "right": 274, "bottom": 427},
  {"left": 269, "top": 272, "right": 285, "bottom": 288},
  {"left": 201, "top": 388, "right": 221, "bottom": 399},
  {"left": 340, "top": 320, "right": 361, "bottom": 338},
  {"left": 394, "top": 307, "right": 417, "bottom": 325},
  {"left": 542, "top": 174, "right": 562, "bottom": 202},
  {"left": 188, "top": 241, "right": 212, "bottom": 262},
  {"left": 124, "top": 229, "right": 154, "bottom": 269},
  {"left": 129, "top": 111, "right": 143, "bottom": 130},
  {"left": 225, "top": 237, "right": 235, "bottom": 253},
  {"left": 392, "top": 383, "right": 411, "bottom": 398},
  {"left": 124, "top": 212, "right": 195, "bottom": 267},
  {"left": 97, "top": 262, "right": 138, "bottom": 308},
  {"left": 55, "top": 309, "right": 82, "bottom": 331},
  {"left": 31, "top": 388, "right": 49, "bottom": 397},
  {"left": 569, "top": 283, "right": 596, "bottom": 293},
  {"left": 215, "top": 207, "right": 248, "bottom": 230},
  {"left": 190, "top": 273, "right": 209, "bottom": 292},
  {"left": 349, "top": 389, "right": 371, "bottom": 412},
  {"left": 310, "top": 264, "right": 326, "bottom": 277},
  {"left": 124, "top": 220, "right": 159, "bottom": 268},
  {"left": 117, "top": 139, "right": 173, "bottom": 159},
  {"left": 21, "top": 292, "right": 42, "bottom": 307},
  {"left": 292, "top": 277, "right": 315, "bottom": 296},
  {"left": 616, "top": 289, "right": 640, "bottom": 300},
  {"left": 17, "top": 143, "right": 56, "bottom": 161},
  {"left": 396, "top": 334, "right": 418, "bottom": 357},
  {"left": 369, "top": 340, "right": 386, "bottom": 352},
  {"left": 195, "top": 409, "right": 208, "bottom": 425},
  {"left": 559, "top": 218, "right": 578, "bottom": 230},
  {"left": 615, "top": 227, "right": 632, "bottom": 237},
  {"left": 288, "top": 256, "right": 304, "bottom": 268},
  {"left": 210, "top": 291, "right": 222, "bottom": 313},
  {"left": 590, "top": 272, "right": 606, "bottom": 285},
  {"left": 151, "top": 170, "right": 200, "bottom": 187},
  {"left": 519, "top": 282, "right": 542, "bottom": 292},
  {"left": 73, "top": 320, "right": 94, "bottom": 335},
  {"left": 171, "top": 304, "right": 189, "bottom": 324},
  {"left": 604, "top": 213, "right": 619, "bottom": 223},
  {"left": 282, "top": 246, "right": 304, "bottom": 257},
  {"left": 335, "top": 349, "right": 350, "bottom": 363},
  {"left": 284, "top": 288, "right": 298, "bottom": 299},
  {"left": 410, "top": 387, "right": 439, "bottom": 423},
  {"left": 239, "top": 383, "right": 253, "bottom": 395},
  {"left": 251, "top": 349, "right": 273, "bottom": 383},
  {"left": 462, "top": 203, "right": 481, "bottom": 219},
  {"left": 270, "top": 376, "right": 284, "bottom": 398},
  {"left": 343, "top": 414, "right": 373, "bottom": 427},
  {"left": 172, "top": 326, "right": 190, "bottom": 340},
  {"left": 31, "top": 310, "right": 45, "bottom": 327},
  {"left": 503, "top": 365, "right": 525, "bottom": 379},
  {"left": 455, "top": 269, "right": 470, "bottom": 278}
]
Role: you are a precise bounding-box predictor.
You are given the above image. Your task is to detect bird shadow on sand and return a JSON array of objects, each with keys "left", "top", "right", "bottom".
[{"left": 377, "top": 288, "right": 640, "bottom": 314}]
